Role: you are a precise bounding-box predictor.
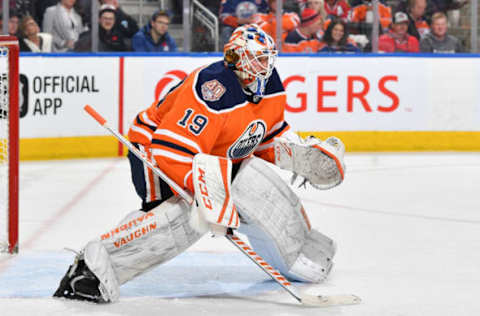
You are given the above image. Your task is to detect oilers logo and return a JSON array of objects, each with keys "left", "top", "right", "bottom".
[
  {"left": 235, "top": 2, "right": 258, "bottom": 19},
  {"left": 228, "top": 120, "right": 266, "bottom": 159}
]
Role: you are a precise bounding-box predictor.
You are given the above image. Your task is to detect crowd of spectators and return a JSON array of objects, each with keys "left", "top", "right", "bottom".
[
  {"left": 218, "top": 0, "right": 470, "bottom": 53},
  {"left": 2, "top": 0, "right": 176, "bottom": 52},
  {"left": 1, "top": 0, "right": 472, "bottom": 53}
]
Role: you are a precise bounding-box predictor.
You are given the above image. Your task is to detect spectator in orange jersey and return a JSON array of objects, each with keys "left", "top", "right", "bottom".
[
  {"left": 283, "top": 7, "right": 324, "bottom": 52},
  {"left": 348, "top": 0, "right": 392, "bottom": 32},
  {"left": 318, "top": 18, "right": 360, "bottom": 52},
  {"left": 378, "top": 11, "right": 419, "bottom": 53},
  {"left": 324, "top": 0, "right": 350, "bottom": 22},
  {"left": 256, "top": 0, "right": 300, "bottom": 43},
  {"left": 406, "top": 0, "right": 429, "bottom": 40},
  {"left": 305, "top": 0, "right": 327, "bottom": 36}
]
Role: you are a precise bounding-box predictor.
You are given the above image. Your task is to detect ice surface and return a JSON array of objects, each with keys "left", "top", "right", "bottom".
[{"left": 1, "top": 153, "right": 479, "bottom": 315}]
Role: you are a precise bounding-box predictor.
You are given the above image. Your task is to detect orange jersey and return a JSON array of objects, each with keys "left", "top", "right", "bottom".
[
  {"left": 255, "top": 12, "right": 300, "bottom": 42},
  {"left": 348, "top": 3, "right": 392, "bottom": 29},
  {"left": 415, "top": 19, "right": 430, "bottom": 38},
  {"left": 283, "top": 28, "right": 321, "bottom": 53},
  {"left": 128, "top": 61, "right": 290, "bottom": 193}
]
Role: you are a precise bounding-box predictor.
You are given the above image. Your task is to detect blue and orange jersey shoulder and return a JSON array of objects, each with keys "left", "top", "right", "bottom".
[
  {"left": 128, "top": 60, "right": 289, "bottom": 192},
  {"left": 283, "top": 28, "right": 321, "bottom": 53}
]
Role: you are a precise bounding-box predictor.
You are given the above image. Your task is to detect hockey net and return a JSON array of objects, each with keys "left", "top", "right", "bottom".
[{"left": 0, "top": 36, "right": 19, "bottom": 254}]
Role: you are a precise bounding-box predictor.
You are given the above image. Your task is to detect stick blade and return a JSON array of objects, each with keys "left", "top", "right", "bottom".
[{"left": 301, "top": 294, "right": 361, "bottom": 307}]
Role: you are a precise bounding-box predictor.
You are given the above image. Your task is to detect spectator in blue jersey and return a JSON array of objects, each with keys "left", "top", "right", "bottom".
[
  {"left": 219, "top": 0, "right": 269, "bottom": 46},
  {"left": 318, "top": 19, "right": 360, "bottom": 52},
  {"left": 132, "top": 10, "right": 177, "bottom": 52}
]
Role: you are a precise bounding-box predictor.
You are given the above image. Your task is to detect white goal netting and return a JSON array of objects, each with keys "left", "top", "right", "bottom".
[{"left": 0, "top": 45, "right": 11, "bottom": 252}]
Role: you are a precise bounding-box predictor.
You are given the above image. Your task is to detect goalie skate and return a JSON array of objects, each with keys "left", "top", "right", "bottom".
[{"left": 53, "top": 254, "right": 106, "bottom": 303}]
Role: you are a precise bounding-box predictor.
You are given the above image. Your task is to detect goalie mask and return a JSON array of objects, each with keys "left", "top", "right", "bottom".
[{"left": 224, "top": 24, "right": 278, "bottom": 97}]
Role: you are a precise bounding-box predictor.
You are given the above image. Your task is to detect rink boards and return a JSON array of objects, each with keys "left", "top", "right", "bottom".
[{"left": 17, "top": 53, "right": 480, "bottom": 159}]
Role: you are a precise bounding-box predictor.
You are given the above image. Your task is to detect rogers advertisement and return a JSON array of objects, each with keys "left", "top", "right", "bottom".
[
  {"left": 18, "top": 55, "right": 480, "bottom": 139},
  {"left": 123, "top": 56, "right": 436, "bottom": 132}
]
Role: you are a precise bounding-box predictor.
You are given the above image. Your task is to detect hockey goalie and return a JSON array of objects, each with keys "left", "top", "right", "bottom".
[{"left": 53, "top": 24, "right": 346, "bottom": 303}]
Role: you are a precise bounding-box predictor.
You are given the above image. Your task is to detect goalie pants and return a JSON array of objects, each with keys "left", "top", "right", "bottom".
[
  {"left": 128, "top": 144, "right": 242, "bottom": 211},
  {"left": 127, "top": 144, "right": 174, "bottom": 211},
  {"left": 87, "top": 156, "right": 336, "bottom": 301}
]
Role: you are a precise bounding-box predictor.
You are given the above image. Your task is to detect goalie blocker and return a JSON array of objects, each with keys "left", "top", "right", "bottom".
[
  {"left": 53, "top": 155, "right": 337, "bottom": 302},
  {"left": 189, "top": 153, "right": 239, "bottom": 236}
]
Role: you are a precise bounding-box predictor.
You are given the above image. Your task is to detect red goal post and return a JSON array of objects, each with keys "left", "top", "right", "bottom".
[{"left": 0, "top": 36, "right": 19, "bottom": 254}]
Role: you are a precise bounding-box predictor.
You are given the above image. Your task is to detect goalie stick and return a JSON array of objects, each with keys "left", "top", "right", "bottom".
[{"left": 83, "top": 105, "right": 361, "bottom": 307}]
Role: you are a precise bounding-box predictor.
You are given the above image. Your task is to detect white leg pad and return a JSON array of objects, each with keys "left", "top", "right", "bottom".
[
  {"left": 232, "top": 157, "right": 336, "bottom": 283},
  {"left": 289, "top": 229, "right": 336, "bottom": 282},
  {"left": 83, "top": 196, "right": 204, "bottom": 301},
  {"left": 83, "top": 240, "right": 120, "bottom": 302}
]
